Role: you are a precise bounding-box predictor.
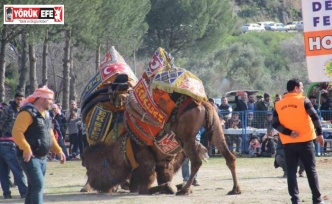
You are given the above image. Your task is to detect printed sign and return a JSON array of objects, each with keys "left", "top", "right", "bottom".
[
  {"left": 301, "top": 0, "right": 332, "bottom": 81},
  {"left": 4, "top": 5, "right": 64, "bottom": 24}
]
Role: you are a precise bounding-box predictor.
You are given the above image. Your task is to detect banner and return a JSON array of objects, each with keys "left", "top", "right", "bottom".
[
  {"left": 3, "top": 5, "right": 64, "bottom": 24},
  {"left": 302, "top": 0, "right": 332, "bottom": 82}
]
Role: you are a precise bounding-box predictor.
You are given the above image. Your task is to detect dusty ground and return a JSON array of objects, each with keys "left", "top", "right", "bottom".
[{"left": 1, "top": 156, "right": 331, "bottom": 204}]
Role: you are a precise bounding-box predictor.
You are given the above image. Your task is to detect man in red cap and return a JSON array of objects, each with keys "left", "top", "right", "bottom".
[{"left": 12, "top": 86, "right": 66, "bottom": 204}]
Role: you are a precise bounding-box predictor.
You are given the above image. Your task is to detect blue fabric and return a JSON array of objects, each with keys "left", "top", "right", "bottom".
[
  {"left": 181, "top": 158, "right": 197, "bottom": 181},
  {"left": 17, "top": 156, "right": 46, "bottom": 204},
  {"left": 0, "top": 143, "right": 27, "bottom": 197}
]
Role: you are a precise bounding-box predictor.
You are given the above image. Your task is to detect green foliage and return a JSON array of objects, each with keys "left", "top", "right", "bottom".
[
  {"left": 235, "top": 0, "right": 302, "bottom": 22},
  {"left": 144, "top": 0, "right": 235, "bottom": 55},
  {"left": 95, "top": 0, "right": 151, "bottom": 56},
  {"left": 6, "top": 77, "right": 18, "bottom": 96},
  {"left": 181, "top": 32, "right": 307, "bottom": 97}
]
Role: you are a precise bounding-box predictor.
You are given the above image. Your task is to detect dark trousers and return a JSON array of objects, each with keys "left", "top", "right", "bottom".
[
  {"left": 69, "top": 133, "right": 78, "bottom": 156},
  {"left": 284, "top": 141, "right": 322, "bottom": 204},
  {"left": 77, "top": 132, "right": 88, "bottom": 157},
  {"left": 57, "top": 136, "right": 69, "bottom": 159}
]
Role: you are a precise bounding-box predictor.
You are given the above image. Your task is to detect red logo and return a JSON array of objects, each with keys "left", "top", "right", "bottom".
[{"left": 54, "top": 6, "right": 62, "bottom": 22}]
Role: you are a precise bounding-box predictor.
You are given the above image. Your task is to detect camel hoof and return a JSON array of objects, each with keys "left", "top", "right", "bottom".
[
  {"left": 120, "top": 180, "right": 130, "bottom": 190},
  {"left": 227, "top": 187, "right": 241, "bottom": 195},
  {"left": 176, "top": 188, "right": 192, "bottom": 196},
  {"left": 164, "top": 182, "right": 177, "bottom": 194},
  {"left": 176, "top": 183, "right": 185, "bottom": 191},
  {"left": 80, "top": 188, "right": 89, "bottom": 192}
]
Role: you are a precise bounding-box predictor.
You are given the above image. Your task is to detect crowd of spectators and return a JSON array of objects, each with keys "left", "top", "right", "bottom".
[{"left": 209, "top": 90, "right": 332, "bottom": 158}]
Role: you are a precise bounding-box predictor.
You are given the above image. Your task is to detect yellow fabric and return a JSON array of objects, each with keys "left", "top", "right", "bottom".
[
  {"left": 151, "top": 69, "right": 208, "bottom": 102},
  {"left": 12, "top": 110, "right": 62, "bottom": 155},
  {"left": 125, "top": 137, "right": 139, "bottom": 171},
  {"left": 275, "top": 93, "right": 316, "bottom": 144}
]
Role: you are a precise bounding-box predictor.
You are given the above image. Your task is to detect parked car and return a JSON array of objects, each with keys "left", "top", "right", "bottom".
[
  {"left": 285, "top": 21, "right": 300, "bottom": 30},
  {"left": 269, "top": 23, "right": 289, "bottom": 32},
  {"left": 257, "top": 21, "right": 275, "bottom": 30},
  {"left": 241, "top": 23, "right": 265, "bottom": 33},
  {"left": 295, "top": 21, "right": 303, "bottom": 32}
]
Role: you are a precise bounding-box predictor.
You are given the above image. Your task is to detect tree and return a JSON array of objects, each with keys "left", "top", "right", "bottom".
[{"left": 144, "top": 0, "right": 235, "bottom": 55}]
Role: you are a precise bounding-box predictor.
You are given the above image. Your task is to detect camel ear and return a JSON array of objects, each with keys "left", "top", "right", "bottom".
[{"left": 196, "top": 142, "right": 209, "bottom": 162}]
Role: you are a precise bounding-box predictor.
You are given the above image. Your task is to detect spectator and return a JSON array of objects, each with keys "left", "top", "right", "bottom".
[
  {"left": 65, "top": 100, "right": 81, "bottom": 121},
  {"left": 76, "top": 121, "right": 89, "bottom": 159},
  {"left": 255, "top": 93, "right": 273, "bottom": 126},
  {"left": 12, "top": 86, "right": 65, "bottom": 204},
  {"left": 247, "top": 111, "right": 259, "bottom": 128},
  {"left": 225, "top": 112, "right": 242, "bottom": 153},
  {"left": 51, "top": 104, "right": 69, "bottom": 160},
  {"left": 67, "top": 111, "right": 81, "bottom": 159},
  {"left": 256, "top": 93, "right": 273, "bottom": 111},
  {"left": 248, "top": 136, "right": 261, "bottom": 157},
  {"left": 274, "top": 135, "right": 305, "bottom": 178},
  {"left": 261, "top": 111, "right": 273, "bottom": 129},
  {"left": 320, "top": 93, "right": 332, "bottom": 120},
  {"left": 247, "top": 94, "right": 256, "bottom": 111},
  {"left": 273, "top": 94, "right": 282, "bottom": 109},
  {"left": 272, "top": 78, "right": 324, "bottom": 204},
  {"left": 0, "top": 92, "right": 27, "bottom": 199},
  {"left": 218, "top": 97, "right": 232, "bottom": 121},
  {"left": 260, "top": 127, "right": 277, "bottom": 157},
  {"left": 309, "top": 95, "right": 318, "bottom": 110},
  {"left": 256, "top": 95, "right": 263, "bottom": 103},
  {"left": 208, "top": 98, "right": 218, "bottom": 112},
  {"left": 234, "top": 91, "right": 248, "bottom": 111}
]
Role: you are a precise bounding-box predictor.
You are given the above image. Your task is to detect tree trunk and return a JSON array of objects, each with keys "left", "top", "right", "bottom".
[
  {"left": 62, "top": 29, "right": 71, "bottom": 111},
  {"left": 29, "top": 41, "right": 37, "bottom": 94},
  {"left": 42, "top": 29, "right": 49, "bottom": 86},
  {"left": 69, "top": 45, "right": 76, "bottom": 102},
  {"left": 0, "top": 27, "right": 7, "bottom": 102},
  {"left": 95, "top": 42, "right": 101, "bottom": 72},
  {"left": 17, "top": 32, "right": 28, "bottom": 95}
]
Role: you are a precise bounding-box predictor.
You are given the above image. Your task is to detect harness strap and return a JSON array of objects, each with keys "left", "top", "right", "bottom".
[{"left": 125, "top": 137, "right": 139, "bottom": 171}]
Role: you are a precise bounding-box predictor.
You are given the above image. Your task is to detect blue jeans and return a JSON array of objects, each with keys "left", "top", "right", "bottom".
[
  {"left": 181, "top": 158, "right": 197, "bottom": 181},
  {"left": 17, "top": 156, "right": 47, "bottom": 204},
  {"left": 0, "top": 142, "right": 27, "bottom": 197}
]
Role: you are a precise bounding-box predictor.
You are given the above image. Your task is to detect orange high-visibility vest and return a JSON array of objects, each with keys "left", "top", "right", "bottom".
[{"left": 275, "top": 93, "right": 316, "bottom": 144}]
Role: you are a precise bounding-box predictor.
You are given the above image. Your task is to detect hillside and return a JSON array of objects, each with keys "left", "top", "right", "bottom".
[{"left": 235, "top": 0, "right": 302, "bottom": 24}]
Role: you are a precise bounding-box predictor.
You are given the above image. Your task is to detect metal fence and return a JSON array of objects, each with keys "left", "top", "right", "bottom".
[{"left": 216, "top": 110, "right": 332, "bottom": 156}]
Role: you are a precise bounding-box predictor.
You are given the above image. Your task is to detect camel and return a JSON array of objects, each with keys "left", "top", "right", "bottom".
[
  {"left": 81, "top": 47, "right": 240, "bottom": 195},
  {"left": 83, "top": 97, "right": 241, "bottom": 195}
]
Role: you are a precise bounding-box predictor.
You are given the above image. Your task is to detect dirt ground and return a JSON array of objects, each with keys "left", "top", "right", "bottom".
[{"left": 1, "top": 156, "right": 331, "bottom": 204}]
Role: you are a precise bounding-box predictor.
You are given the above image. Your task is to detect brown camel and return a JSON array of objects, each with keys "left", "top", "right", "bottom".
[{"left": 83, "top": 99, "right": 241, "bottom": 195}]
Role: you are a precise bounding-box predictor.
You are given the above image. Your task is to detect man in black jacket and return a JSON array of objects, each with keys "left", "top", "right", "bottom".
[
  {"left": 320, "top": 93, "right": 332, "bottom": 120},
  {"left": 0, "top": 93, "right": 27, "bottom": 199},
  {"left": 51, "top": 104, "right": 69, "bottom": 160}
]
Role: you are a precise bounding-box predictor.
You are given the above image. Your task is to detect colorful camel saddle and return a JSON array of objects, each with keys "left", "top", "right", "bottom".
[
  {"left": 125, "top": 47, "right": 208, "bottom": 155},
  {"left": 81, "top": 47, "right": 137, "bottom": 145}
]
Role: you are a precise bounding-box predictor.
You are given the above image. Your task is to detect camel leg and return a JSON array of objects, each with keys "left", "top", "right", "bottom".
[
  {"left": 211, "top": 116, "right": 241, "bottom": 195},
  {"left": 131, "top": 147, "right": 157, "bottom": 194},
  {"left": 80, "top": 179, "right": 92, "bottom": 192},
  {"left": 176, "top": 139, "right": 202, "bottom": 195}
]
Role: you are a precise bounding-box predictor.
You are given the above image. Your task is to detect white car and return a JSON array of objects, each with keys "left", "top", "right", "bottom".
[
  {"left": 295, "top": 21, "right": 303, "bottom": 32},
  {"left": 241, "top": 23, "right": 265, "bottom": 33},
  {"left": 269, "top": 23, "right": 289, "bottom": 32},
  {"left": 285, "top": 21, "right": 300, "bottom": 30},
  {"left": 257, "top": 21, "right": 275, "bottom": 30}
]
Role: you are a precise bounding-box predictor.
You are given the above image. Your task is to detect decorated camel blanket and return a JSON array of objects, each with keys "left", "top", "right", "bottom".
[
  {"left": 125, "top": 47, "right": 208, "bottom": 154},
  {"left": 81, "top": 47, "right": 137, "bottom": 145}
]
